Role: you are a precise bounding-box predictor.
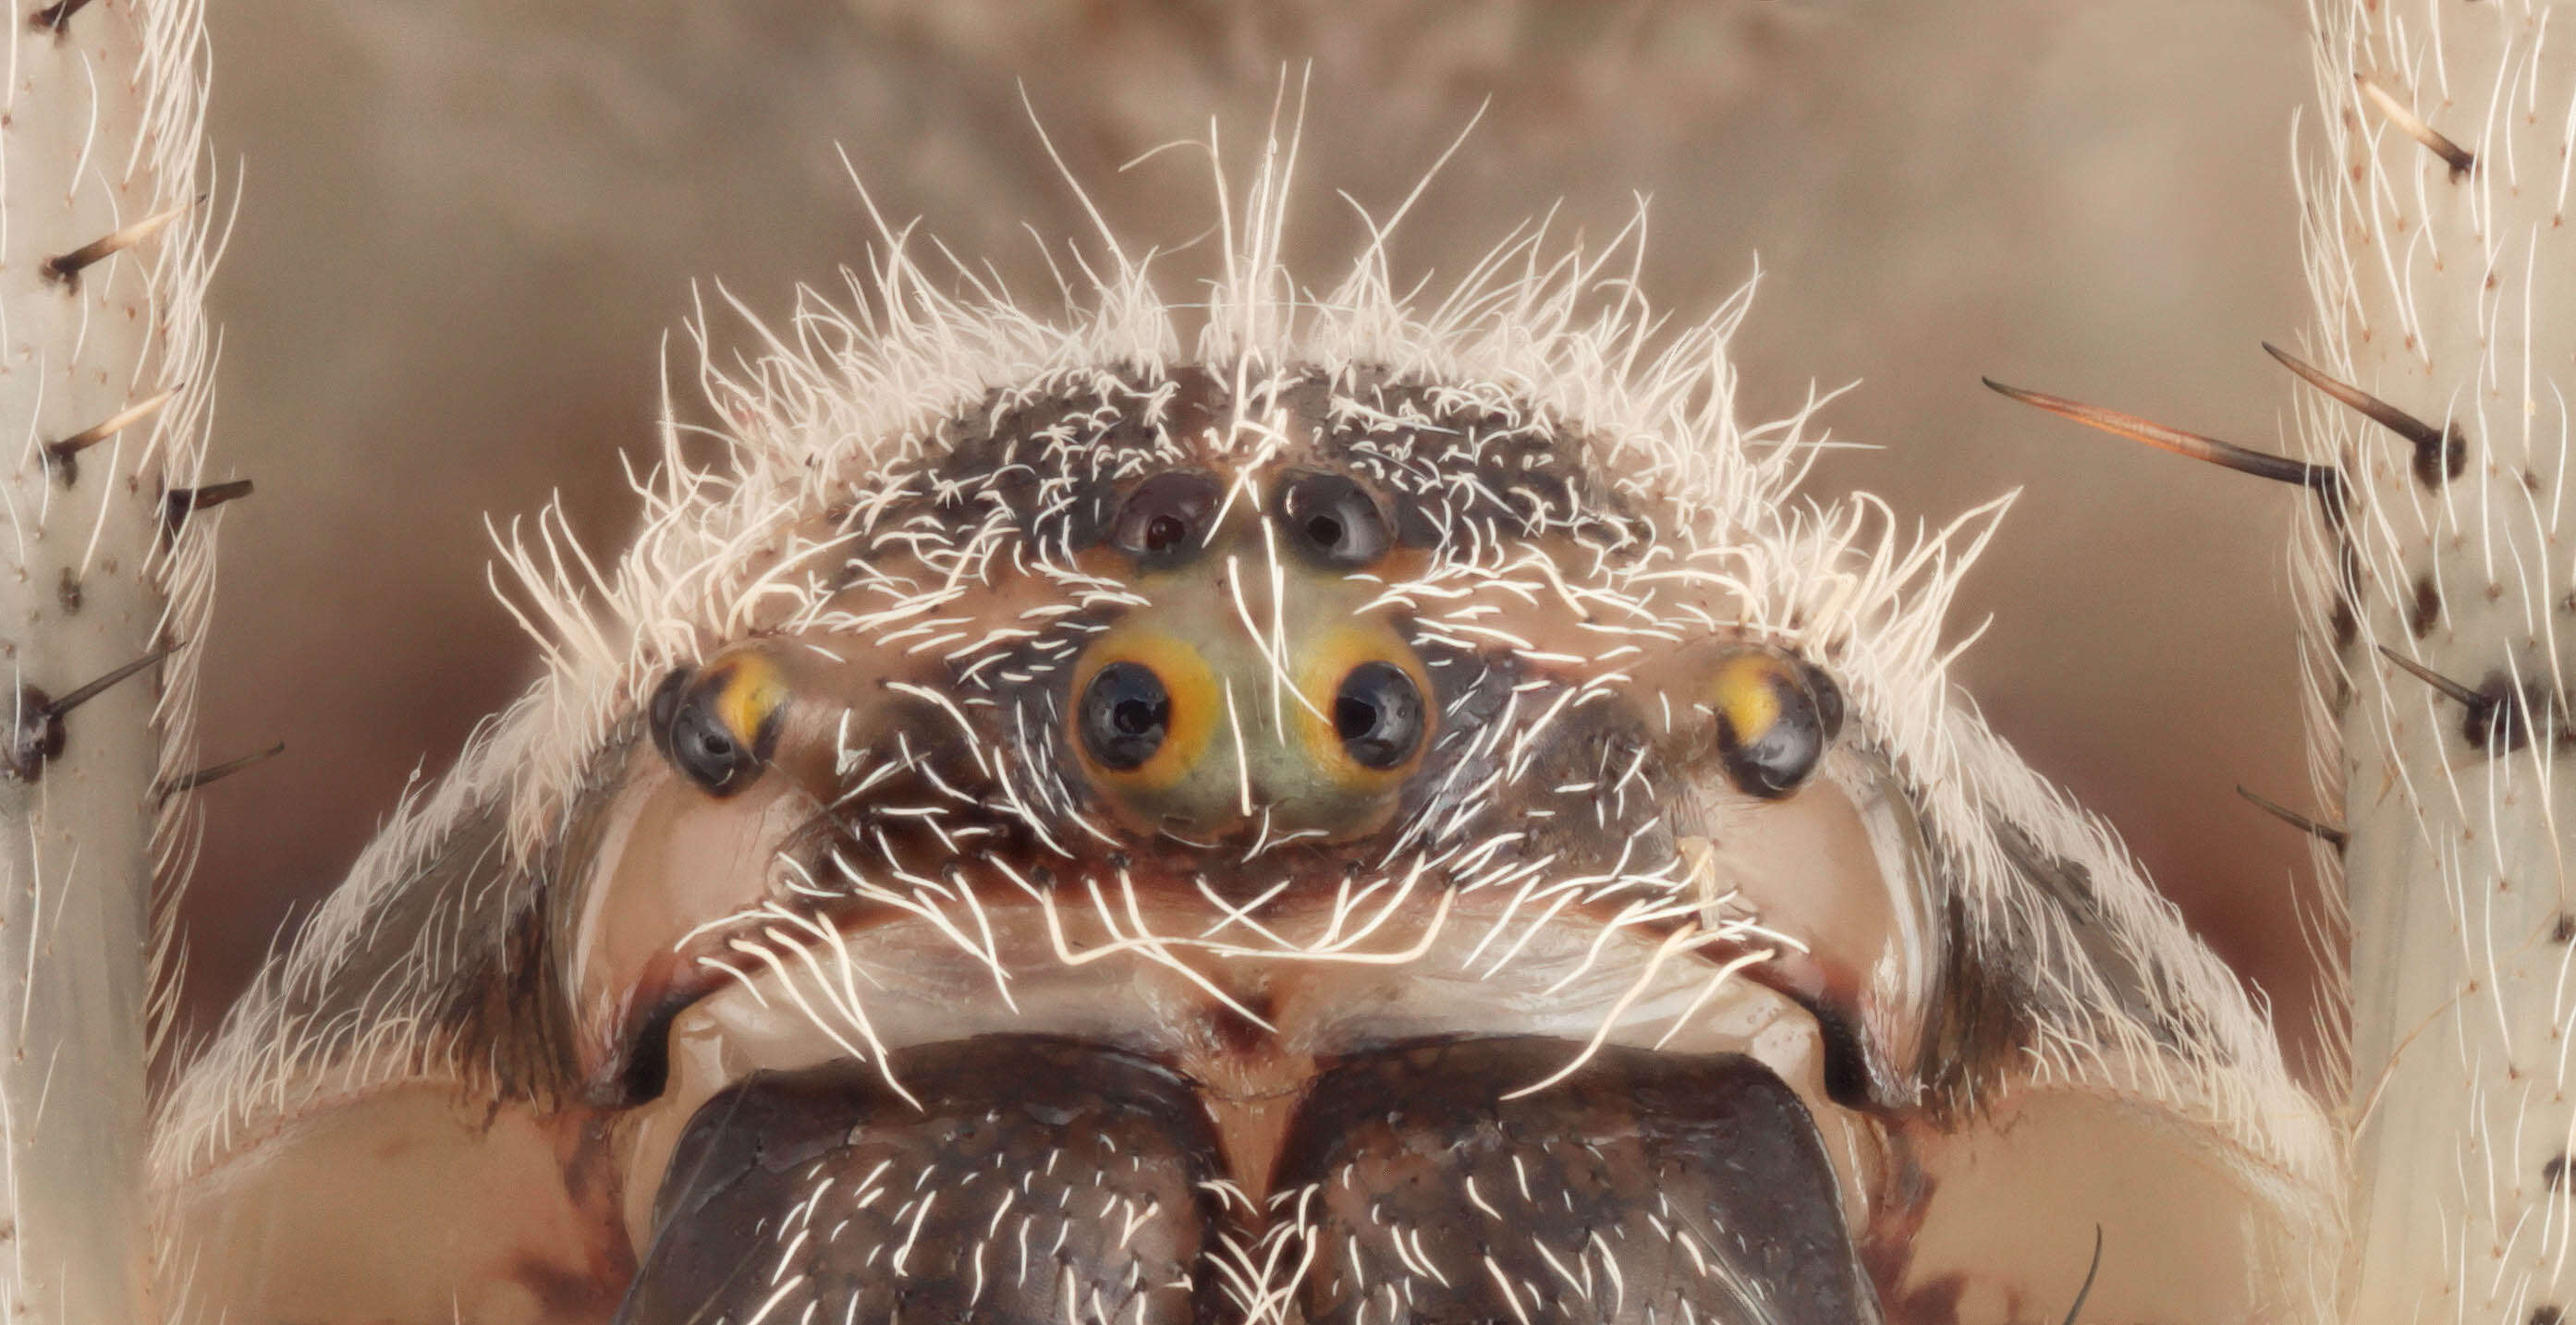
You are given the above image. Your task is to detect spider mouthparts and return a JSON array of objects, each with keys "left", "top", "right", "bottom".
[{"left": 617, "top": 1035, "right": 1876, "bottom": 1325}]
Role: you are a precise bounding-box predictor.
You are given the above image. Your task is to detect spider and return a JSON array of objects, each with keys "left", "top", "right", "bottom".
[{"left": 0, "top": 3, "right": 2556, "bottom": 1323}]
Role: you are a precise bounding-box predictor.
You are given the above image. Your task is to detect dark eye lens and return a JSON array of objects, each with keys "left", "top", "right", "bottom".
[
  {"left": 1112, "top": 473, "right": 1222, "bottom": 565},
  {"left": 675, "top": 716, "right": 737, "bottom": 766},
  {"left": 665, "top": 692, "right": 762, "bottom": 796},
  {"left": 1277, "top": 473, "right": 1389, "bottom": 569},
  {"left": 1333, "top": 662, "right": 1425, "bottom": 770},
  {"left": 1079, "top": 662, "right": 1172, "bottom": 771}
]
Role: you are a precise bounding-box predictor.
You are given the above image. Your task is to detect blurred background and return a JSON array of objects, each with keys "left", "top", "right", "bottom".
[{"left": 186, "top": 0, "right": 2330, "bottom": 1075}]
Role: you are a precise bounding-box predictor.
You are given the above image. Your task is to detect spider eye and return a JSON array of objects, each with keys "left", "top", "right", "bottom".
[
  {"left": 651, "top": 654, "right": 787, "bottom": 796},
  {"left": 1068, "top": 630, "right": 1221, "bottom": 814},
  {"left": 1277, "top": 472, "right": 1390, "bottom": 569},
  {"left": 1333, "top": 661, "right": 1426, "bottom": 771},
  {"left": 1291, "top": 630, "right": 1437, "bottom": 794},
  {"left": 1709, "top": 648, "right": 1840, "bottom": 799},
  {"left": 1111, "top": 472, "right": 1222, "bottom": 566},
  {"left": 1079, "top": 662, "right": 1172, "bottom": 772}
]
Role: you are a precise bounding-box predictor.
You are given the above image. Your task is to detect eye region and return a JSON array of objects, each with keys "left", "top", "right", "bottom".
[{"left": 1052, "top": 465, "right": 1444, "bottom": 839}]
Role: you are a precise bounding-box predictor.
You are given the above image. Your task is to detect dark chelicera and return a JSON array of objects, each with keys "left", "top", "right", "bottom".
[
  {"left": 616, "top": 1036, "right": 1879, "bottom": 1325},
  {"left": 1275, "top": 1039, "right": 1883, "bottom": 1325},
  {"left": 619, "top": 1038, "right": 1236, "bottom": 1325}
]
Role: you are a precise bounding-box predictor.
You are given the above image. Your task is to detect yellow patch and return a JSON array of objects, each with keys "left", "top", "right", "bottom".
[
  {"left": 1293, "top": 622, "right": 1435, "bottom": 784},
  {"left": 707, "top": 651, "right": 788, "bottom": 750},
  {"left": 1071, "top": 627, "right": 1220, "bottom": 792},
  {"left": 1712, "top": 651, "right": 1785, "bottom": 746}
]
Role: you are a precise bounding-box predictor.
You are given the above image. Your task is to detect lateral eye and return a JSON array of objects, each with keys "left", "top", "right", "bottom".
[
  {"left": 1111, "top": 472, "right": 1222, "bottom": 567},
  {"left": 1277, "top": 472, "right": 1390, "bottom": 569},
  {"left": 1333, "top": 662, "right": 1426, "bottom": 771},
  {"left": 1708, "top": 647, "right": 1840, "bottom": 799},
  {"left": 651, "top": 654, "right": 787, "bottom": 796}
]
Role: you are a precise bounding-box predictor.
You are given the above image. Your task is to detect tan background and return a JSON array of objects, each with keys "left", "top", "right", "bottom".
[{"left": 185, "top": 1, "right": 2330, "bottom": 1074}]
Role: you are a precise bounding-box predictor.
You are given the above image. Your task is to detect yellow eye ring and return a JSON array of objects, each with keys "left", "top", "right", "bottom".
[
  {"left": 711, "top": 654, "right": 787, "bottom": 752},
  {"left": 1069, "top": 628, "right": 1220, "bottom": 792},
  {"left": 1293, "top": 625, "right": 1434, "bottom": 784},
  {"left": 1711, "top": 651, "right": 1786, "bottom": 742}
]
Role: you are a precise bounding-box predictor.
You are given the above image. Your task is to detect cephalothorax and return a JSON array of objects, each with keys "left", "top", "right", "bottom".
[{"left": 143, "top": 150, "right": 2338, "bottom": 1325}]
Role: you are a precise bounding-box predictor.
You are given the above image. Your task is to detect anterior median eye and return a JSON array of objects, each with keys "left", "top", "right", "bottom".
[
  {"left": 1079, "top": 661, "right": 1173, "bottom": 772},
  {"left": 1709, "top": 647, "right": 1842, "bottom": 799},
  {"left": 1333, "top": 661, "right": 1425, "bottom": 770},
  {"left": 650, "top": 653, "right": 787, "bottom": 796}
]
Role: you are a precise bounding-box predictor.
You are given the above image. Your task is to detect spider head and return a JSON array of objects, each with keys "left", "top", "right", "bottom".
[{"left": 155, "top": 239, "right": 2337, "bottom": 1325}]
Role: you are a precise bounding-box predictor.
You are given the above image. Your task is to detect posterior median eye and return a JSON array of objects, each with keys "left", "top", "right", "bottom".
[
  {"left": 652, "top": 653, "right": 787, "bottom": 796},
  {"left": 1709, "top": 647, "right": 1840, "bottom": 799},
  {"left": 1334, "top": 661, "right": 1425, "bottom": 770},
  {"left": 1080, "top": 661, "right": 1173, "bottom": 772},
  {"left": 1111, "top": 472, "right": 1223, "bottom": 566},
  {"left": 1277, "top": 472, "right": 1390, "bottom": 569}
]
